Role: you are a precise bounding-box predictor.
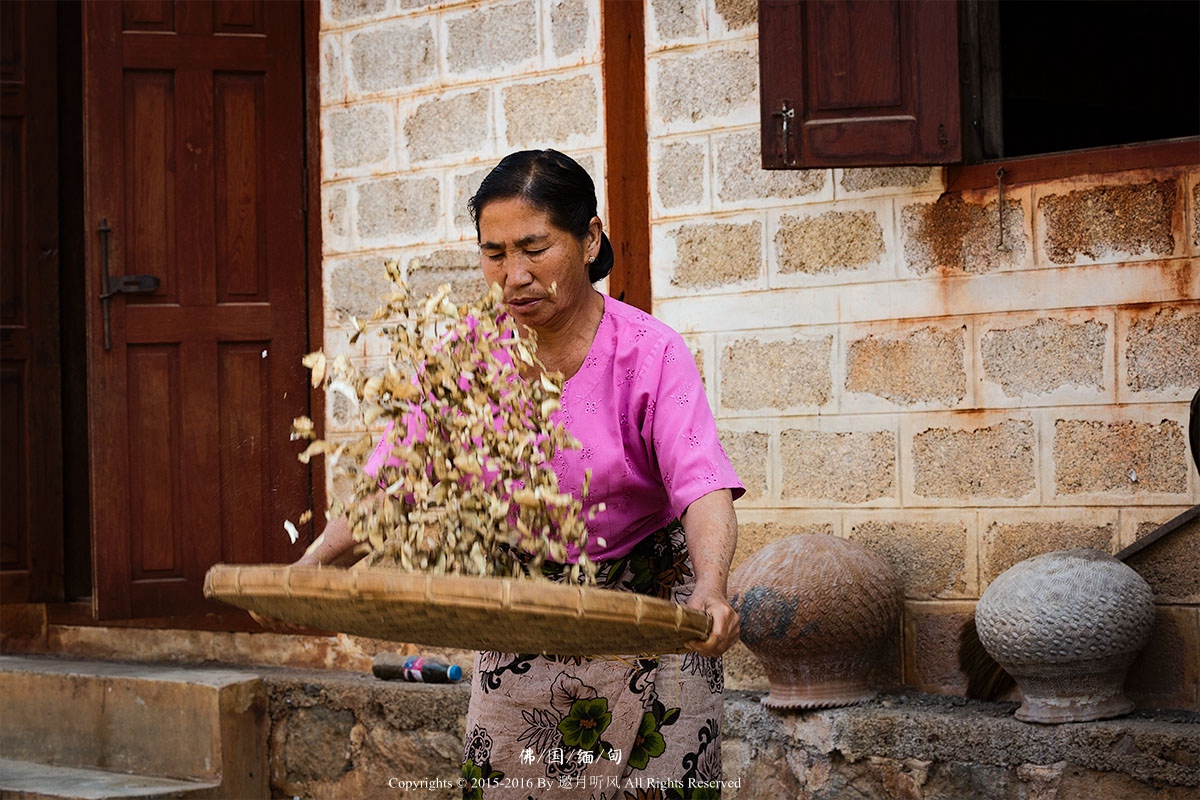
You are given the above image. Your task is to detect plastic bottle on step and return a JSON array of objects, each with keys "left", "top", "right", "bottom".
[{"left": 372, "top": 653, "right": 463, "bottom": 683}]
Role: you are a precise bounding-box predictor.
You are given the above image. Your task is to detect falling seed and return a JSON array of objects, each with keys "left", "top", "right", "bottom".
[{"left": 302, "top": 351, "right": 327, "bottom": 388}]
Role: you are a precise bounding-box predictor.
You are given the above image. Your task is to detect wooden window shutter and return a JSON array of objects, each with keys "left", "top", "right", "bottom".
[{"left": 759, "top": 0, "right": 961, "bottom": 168}]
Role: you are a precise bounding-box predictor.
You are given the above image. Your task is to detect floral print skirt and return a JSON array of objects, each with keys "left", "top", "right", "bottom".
[{"left": 460, "top": 521, "right": 725, "bottom": 800}]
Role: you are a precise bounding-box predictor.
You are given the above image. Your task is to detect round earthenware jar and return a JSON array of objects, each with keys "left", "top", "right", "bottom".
[
  {"left": 728, "top": 534, "right": 902, "bottom": 709},
  {"left": 975, "top": 548, "right": 1155, "bottom": 724}
]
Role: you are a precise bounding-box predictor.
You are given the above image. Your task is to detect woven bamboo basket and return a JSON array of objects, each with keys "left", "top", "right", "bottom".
[{"left": 204, "top": 564, "right": 711, "bottom": 656}]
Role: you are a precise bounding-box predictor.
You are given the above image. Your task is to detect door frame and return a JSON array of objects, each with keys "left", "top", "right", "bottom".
[
  {"left": 600, "top": 0, "right": 650, "bottom": 313},
  {"left": 302, "top": 0, "right": 326, "bottom": 530}
]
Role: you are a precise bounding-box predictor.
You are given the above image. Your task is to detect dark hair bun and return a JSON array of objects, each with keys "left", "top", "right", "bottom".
[{"left": 589, "top": 233, "right": 615, "bottom": 283}]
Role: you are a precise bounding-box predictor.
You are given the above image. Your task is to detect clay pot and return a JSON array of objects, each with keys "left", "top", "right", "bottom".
[
  {"left": 729, "top": 534, "right": 902, "bottom": 709},
  {"left": 975, "top": 548, "right": 1155, "bottom": 724}
]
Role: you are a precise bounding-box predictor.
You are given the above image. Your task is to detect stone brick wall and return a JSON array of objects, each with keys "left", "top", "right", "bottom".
[
  {"left": 317, "top": 0, "right": 1200, "bottom": 711},
  {"left": 641, "top": 1, "right": 1199, "bottom": 711},
  {"left": 318, "top": 0, "right": 605, "bottom": 484}
]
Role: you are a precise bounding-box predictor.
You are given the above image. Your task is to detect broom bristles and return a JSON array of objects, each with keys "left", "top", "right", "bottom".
[{"left": 960, "top": 614, "right": 1016, "bottom": 701}]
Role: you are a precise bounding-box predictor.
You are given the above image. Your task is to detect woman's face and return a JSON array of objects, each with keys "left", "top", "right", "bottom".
[{"left": 477, "top": 197, "right": 601, "bottom": 334}]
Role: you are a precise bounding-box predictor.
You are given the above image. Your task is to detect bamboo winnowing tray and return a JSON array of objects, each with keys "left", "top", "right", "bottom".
[{"left": 204, "top": 564, "right": 711, "bottom": 656}]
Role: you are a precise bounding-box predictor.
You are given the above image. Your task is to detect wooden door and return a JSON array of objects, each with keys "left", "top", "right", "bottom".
[
  {"left": 83, "top": 0, "right": 311, "bottom": 618},
  {"left": 1, "top": 0, "right": 65, "bottom": 603}
]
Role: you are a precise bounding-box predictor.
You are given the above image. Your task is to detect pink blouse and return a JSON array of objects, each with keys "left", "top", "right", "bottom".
[
  {"left": 549, "top": 294, "right": 742, "bottom": 560},
  {"left": 364, "top": 294, "right": 743, "bottom": 562}
]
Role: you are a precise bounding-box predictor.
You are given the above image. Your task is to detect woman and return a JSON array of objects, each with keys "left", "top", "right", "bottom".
[{"left": 303, "top": 150, "right": 743, "bottom": 798}]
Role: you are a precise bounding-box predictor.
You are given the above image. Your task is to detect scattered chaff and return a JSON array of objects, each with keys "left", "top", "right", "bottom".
[{"left": 290, "top": 261, "right": 598, "bottom": 583}]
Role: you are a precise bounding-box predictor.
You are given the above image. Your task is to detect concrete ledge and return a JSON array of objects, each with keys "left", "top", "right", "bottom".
[
  {"left": 0, "top": 656, "right": 269, "bottom": 800},
  {"left": 7, "top": 656, "right": 1194, "bottom": 798},
  {"left": 0, "top": 758, "right": 219, "bottom": 800}
]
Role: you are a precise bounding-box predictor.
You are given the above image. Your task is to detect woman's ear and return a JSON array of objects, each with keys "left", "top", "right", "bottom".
[{"left": 587, "top": 216, "right": 603, "bottom": 261}]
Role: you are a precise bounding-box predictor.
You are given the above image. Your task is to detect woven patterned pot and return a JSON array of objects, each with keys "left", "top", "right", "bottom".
[
  {"left": 975, "top": 548, "right": 1155, "bottom": 724},
  {"left": 729, "top": 534, "right": 902, "bottom": 709}
]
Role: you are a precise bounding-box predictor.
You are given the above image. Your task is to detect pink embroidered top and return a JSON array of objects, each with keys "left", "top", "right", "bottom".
[
  {"left": 365, "top": 294, "right": 743, "bottom": 562},
  {"left": 549, "top": 294, "right": 743, "bottom": 560}
]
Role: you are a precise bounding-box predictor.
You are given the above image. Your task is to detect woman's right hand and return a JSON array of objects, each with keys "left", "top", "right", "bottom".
[{"left": 294, "top": 514, "right": 359, "bottom": 567}]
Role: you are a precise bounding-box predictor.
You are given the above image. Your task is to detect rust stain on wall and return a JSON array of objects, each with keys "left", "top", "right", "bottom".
[
  {"left": 1155, "top": 257, "right": 1198, "bottom": 300},
  {"left": 903, "top": 194, "right": 1025, "bottom": 277},
  {"left": 906, "top": 195, "right": 977, "bottom": 274}
]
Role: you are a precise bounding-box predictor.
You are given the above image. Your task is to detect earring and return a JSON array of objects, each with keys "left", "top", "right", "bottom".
[{"left": 587, "top": 257, "right": 595, "bottom": 264}]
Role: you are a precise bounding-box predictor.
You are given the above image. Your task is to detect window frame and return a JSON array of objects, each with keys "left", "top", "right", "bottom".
[{"left": 945, "top": 138, "right": 1200, "bottom": 192}]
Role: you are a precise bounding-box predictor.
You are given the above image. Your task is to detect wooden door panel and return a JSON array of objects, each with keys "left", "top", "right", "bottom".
[
  {"left": 1, "top": 362, "right": 30, "bottom": 589},
  {"left": 123, "top": 72, "right": 176, "bottom": 300},
  {"left": 1, "top": 0, "right": 64, "bottom": 603},
  {"left": 1, "top": 118, "right": 22, "bottom": 320},
  {"left": 214, "top": 1, "right": 263, "bottom": 35},
  {"left": 218, "top": 342, "right": 272, "bottom": 565},
  {"left": 85, "top": 0, "right": 309, "bottom": 618},
  {"left": 800, "top": 0, "right": 921, "bottom": 156},
  {"left": 123, "top": 1, "right": 175, "bottom": 32},
  {"left": 175, "top": 69, "right": 218, "bottom": 308},
  {"left": 126, "top": 344, "right": 181, "bottom": 579},
  {"left": 214, "top": 74, "right": 266, "bottom": 302},
  {"left": 808, "top": 0, "right": 902, "bottom": 110}
]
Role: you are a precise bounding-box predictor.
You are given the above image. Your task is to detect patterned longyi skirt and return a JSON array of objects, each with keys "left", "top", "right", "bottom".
[{"left": 459, "top": 521, "right": 725, "bottom": 800}]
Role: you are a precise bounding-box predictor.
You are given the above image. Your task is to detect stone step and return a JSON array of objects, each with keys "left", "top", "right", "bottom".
[
  {"left": 0, "top": 758, "right": 220, "bottom": 800},
  {"left": 0, "top": 656, "right": 268, "bottom": 800}
]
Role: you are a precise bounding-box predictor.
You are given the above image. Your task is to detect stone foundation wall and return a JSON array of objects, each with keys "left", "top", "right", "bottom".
[
  {"left": 3, "top": 618, "right": 1195, "bottom": 797},
  {"left": 263, "top": 669, "right": 1200, "bottom": 800}
]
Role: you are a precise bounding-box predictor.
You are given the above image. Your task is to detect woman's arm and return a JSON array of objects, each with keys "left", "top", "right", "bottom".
[
  {"left": 680, "top": 487, "right": 740, "bottom": 657},
  {"left": 294, "top": 485, "right": 393, "bottom": 566},
  {"left": 294, "top": 514, "right": 357, "bottom": 566}
]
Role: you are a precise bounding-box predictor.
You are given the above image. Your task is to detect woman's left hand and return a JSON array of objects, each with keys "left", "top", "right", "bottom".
[
  {"left": 686, "top": 586, "right": 740, "bottom": 657},
  {"left": 680, "top": 489, "right": 741, "bottom": 657}
]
